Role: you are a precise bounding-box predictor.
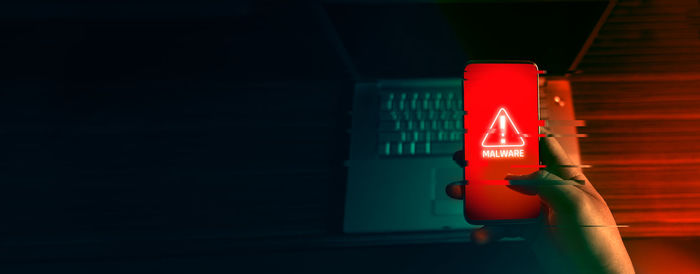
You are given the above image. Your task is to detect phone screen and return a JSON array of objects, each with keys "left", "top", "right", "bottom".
[{"left": 462, "top": 62, "right": 541, "bottom": 223}]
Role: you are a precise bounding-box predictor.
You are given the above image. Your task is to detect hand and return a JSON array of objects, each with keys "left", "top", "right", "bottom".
[{"left": 447, "top": 135, "right": 634, "bottom": 274}]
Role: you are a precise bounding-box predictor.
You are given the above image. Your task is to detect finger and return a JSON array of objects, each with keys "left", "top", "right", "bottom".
[
  {"left": 506, "top": 170, "right": 584, "bottom": 210},
  {"left": 471, "top": 226, "right": 502, "bottom": 245},
  {"left": 445, "top": 180, "right": 465, "bottom": 200},
  {"left": 505, "top": 170, "right": 572, "bottom": 185},
  {"left": 505, "top": 171, "right": 574, "bottom": 197},
  {"left": 452, "top": 150, "right": 466, "bottom": 168},
  {"left": 504, "top": 172, "right": 539, "bottom": 195}
]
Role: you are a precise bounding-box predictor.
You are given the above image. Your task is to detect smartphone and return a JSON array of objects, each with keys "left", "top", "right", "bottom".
[{"left": 462, "top": 61, "right": 541, "bottom": 224}]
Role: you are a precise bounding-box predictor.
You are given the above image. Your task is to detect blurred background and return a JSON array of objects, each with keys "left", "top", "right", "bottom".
[{"left": 2, "top": 0, "right": 700, "bottom": 273}]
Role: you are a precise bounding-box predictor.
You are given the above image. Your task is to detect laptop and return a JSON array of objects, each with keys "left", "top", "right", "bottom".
[
  {"left": 329, "top": 0, "right": 610, "bottom": 233},
  {"left": 344, "top": 79, "right": 470, "bottom": 232}
]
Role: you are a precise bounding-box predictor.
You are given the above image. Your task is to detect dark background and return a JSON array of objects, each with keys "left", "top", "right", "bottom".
[
  {"left": 0, "top": 2, "right": 550, "bottom": 272},
  {"left": 4, "top": 1, "right": 700, "bottom": 273}
]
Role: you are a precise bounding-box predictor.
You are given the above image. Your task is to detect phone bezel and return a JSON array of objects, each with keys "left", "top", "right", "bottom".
[{"left": 461, "top": 60, "right": 543, "bottom": 225}]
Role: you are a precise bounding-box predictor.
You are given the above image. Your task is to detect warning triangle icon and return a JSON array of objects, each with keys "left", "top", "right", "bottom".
[{"left": 481, "top": 108, "right": 525, "bottom": 148}]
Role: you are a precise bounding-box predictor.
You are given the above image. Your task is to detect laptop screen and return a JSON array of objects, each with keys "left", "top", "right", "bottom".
[{"left": 325, "top": 1, "right": 609, "bottom": 79}]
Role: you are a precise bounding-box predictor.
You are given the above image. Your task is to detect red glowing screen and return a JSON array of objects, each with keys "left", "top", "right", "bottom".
[{"left": 463, "top": 62, "right": 541, "bottom": 222}]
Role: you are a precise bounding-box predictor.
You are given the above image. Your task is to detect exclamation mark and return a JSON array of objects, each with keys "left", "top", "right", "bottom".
[{"left": 499, "top": 115, "right": 506, "bottom": 144}]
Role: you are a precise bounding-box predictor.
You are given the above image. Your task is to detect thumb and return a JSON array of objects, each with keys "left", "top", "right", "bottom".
[
  {"left": 505, "top": 171, "right": 540, "bottom": 195},
  {"left": 505, "top": 170, "right": 583, "bottom": 211}
]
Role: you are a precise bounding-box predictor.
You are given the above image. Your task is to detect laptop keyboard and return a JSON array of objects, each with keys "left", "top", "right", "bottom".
[{"left": 378, "top": 90, "right": 464, "bottom": 156}]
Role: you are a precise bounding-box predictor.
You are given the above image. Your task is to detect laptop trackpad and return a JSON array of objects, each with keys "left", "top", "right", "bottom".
[{"left": 432, "top": 168, "right": 463, "bottom": 216}]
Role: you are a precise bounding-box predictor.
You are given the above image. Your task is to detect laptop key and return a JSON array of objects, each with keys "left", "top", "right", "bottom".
[
  {"left": 450, "top": 131, "right": 462, "bottom": 141},
  {"left": 422, "top": 93, "right": 431, "bottom": 110},
  {"left": 431, "top": 120, "right": 439, "bottom": 130},
  {"left": 437, "top": 131, "right": 447, "bottom": 141},
  {"left": 393, "top": 142, "right": 404, "bottom": 155},
  {"left": 446, "top": 93, "right": 455, "bottom": 109},
  {"left": 410, "top": 93, "right": 419, "bottom": 109},
  {"left": 428, "top": 110, "right": 437, "bottom": 120},
  {"left": 443, "top": 120, "right": 452, "bottom": 130},
  {"left": 380, "top": 93, "right": 395, "bottom": 110},
  {"left": 377, "top": 142, "right": 391, "bottom": 155}
]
